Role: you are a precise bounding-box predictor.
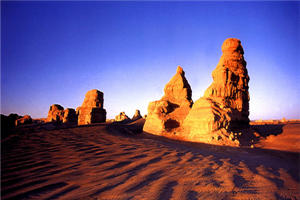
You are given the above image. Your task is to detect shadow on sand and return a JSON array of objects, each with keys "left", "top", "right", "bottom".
[{"left": 251, "top": 124, "right": 285, "bottom": 137}]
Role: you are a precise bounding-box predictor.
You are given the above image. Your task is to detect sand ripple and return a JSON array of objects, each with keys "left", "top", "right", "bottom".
[{"left": 2, "top": 125, "right": 299, "bottom": 200}]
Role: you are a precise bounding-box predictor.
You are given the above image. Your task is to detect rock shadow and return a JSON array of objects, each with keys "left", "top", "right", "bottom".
[
  {"left": 141, "top": 131, "right": 300, "bottom": 184},
  {"left": 187, "top": 191, "right": 199, "bottom": 200},
  {"left": 166, "top": 102, "right": 179, "bottom": 113},
  {"left": 158, "top": 181, "right": 178, "bottom": 200},
  {"left": 45, "top": 185, "right": 80, "bottom": 200},
  {"left": 7, "top": 182, "right": 68, "bottom": 200},
  {"left": 164, "top": 119, "right": 180, "bottom": 131},
  {"left": 125, "top": 170, "right": 163, "bottom": 193},
  {"left": 233, "top": 174, "right": 248, "bottom": 188},
  {"left": 251, "top": 124, "right": 284, "bottom": 137}
]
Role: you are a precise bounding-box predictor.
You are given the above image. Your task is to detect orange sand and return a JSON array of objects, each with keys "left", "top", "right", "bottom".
[{"left": 1, "top": 122, "right": 300, "bottom": 199}]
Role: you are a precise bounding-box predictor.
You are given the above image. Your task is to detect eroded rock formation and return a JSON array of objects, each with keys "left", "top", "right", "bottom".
[
  {"left": 183, "top": 38, "right": 251, "bottom": 146},
  {"left": 47, "top": 104, "right": 64, "bottom": 123},
  {"left": 132, "top": 110, "right": 142, "bottom": 121},
  {"left": 115, "top": 112, "right": 130, "bottom": 122},
  {"left": 63, "top": 108, "right": 77, "bottom": 124},
  {"left": 143, "top": 66, "right": 193, "bottom": 136},
  {"left": 77, "top": 89, "right": 106, "bottom": 125},
  {"left": 15, "top": 115, "right": 32, "bottom": 126}
]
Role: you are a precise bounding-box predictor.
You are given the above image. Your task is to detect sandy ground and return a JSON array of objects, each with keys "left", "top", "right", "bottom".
[
  {"left": 1, "top": 121, "right": 300, "bottom": 200},
  {"left": 252, "top": 123, "right": 300, "bottom": 153}
]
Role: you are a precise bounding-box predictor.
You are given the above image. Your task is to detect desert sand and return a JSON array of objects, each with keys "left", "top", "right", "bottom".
[{"left": 1, "top": 120, "right": 299, "bottom": 200}]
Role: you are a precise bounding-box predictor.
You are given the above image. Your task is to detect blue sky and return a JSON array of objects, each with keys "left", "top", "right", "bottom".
[{"left": 1, "top": 1, "right": 299, "bottom": 120}]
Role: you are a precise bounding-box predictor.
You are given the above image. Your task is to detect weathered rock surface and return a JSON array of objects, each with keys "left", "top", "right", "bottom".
[
  {"left": 15, "top": 115, "right": 32, "bottom": 126},
  {"left": 183, "top": 38, "right": 252, "bottom": 146},
  {"left": 115, "top": 112, "right": 130, "bottom": 122},
  {"left": 132, "top": 110, "right": 142, "bottom": 121},
  {"left": 47, "top": 104, "right": 64, "bottom": 123},
  {"left": 63, "top": 108, "right": 77, "bottom": 124},
  {"left": 77, "top": 89, "right": 106, "bottom": 125},
  {"left": 143, "top": 66, "right": 193, "bottom": 137}
]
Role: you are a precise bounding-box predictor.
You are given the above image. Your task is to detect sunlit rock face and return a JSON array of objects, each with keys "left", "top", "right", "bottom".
[
  {"left": 183, "top": 38, "right": 251, "bottom": 146},
  {"left": 132, "top": 109, "right": 142, "bottom": 121},
  {"left": 143, "top": 66, "right": 193, "bottom": 137},
  {"left": 47, "top": 104, "right": 64, "bottom": 122},
  {"left": 115, "top": 112, "right": 130, "bottom": 122},
  {"left": 15, "top": 115, "right": 32, "bottom": 126},
  {"left": 77, "top": 89, "right": 106, "bottom": 125},
  {"left": 63, "top": 108, "right": 77, "bottom": 124}
]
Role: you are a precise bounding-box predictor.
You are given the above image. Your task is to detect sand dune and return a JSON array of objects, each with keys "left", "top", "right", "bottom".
[{"left": 2, "top": 122, "right": 300, "bottom": 200}]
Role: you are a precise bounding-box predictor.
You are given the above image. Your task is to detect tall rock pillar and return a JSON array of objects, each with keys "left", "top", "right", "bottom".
[
  {"left": 143, "top": 66, "right": 193, "bottom": 137},
  {"left": 183, "top": 38, "right": 250, "bottom": 146}
]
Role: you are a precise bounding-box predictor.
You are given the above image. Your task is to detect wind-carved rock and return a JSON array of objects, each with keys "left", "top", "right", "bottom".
[
  {"left": 77, "top": 89, "right": 107, "bottom": 125},
  {"left": 63, "top": 108, "right": 77, "bottom": 124},
  {"left": 15, "top": 115, "right": 32, "bottom": 126},
  {"left": 132, "top": 109, "right": 142, "bottom": 121},
  {"left": 183, "top": 38, "right": 251, "bottom": 146},
  {"left": 115, "top": 112, "right": 130, "bottom": 122},
  {"left": 143, "top": 66, "right": 193, "bottom": 137},
  {"left": 47, "top": 104, "right": 64, "bottom": 123}
]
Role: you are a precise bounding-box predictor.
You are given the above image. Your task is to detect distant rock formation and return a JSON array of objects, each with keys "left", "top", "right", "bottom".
[
  {"left": 47, "top": 104, "right": 64, "bottom": 123},
  {"left": 143, "top": 66, "right": 193, "bottom": 136},
  {"left": 132, "top": 109, "right": 142, "bottom": 121},
  {"left": 15, "top": 115, "right": 32, "bottom": 126},
  {"left": 77, "top": 89, "right": 107, "bottom": 125},
  {"left": 183, "top": 38, "right": 251, "bottom": 146},
  {"left": 1, "top": 113, "right": 19, "bottom": 132},
  {"left": 63, "top": 108, "right": 77, "bottom": 124},
  {"left": 115, "top": 112, "right": 130, "bottom": 122}
]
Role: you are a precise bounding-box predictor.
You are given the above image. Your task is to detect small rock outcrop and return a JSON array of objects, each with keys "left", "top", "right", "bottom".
[
  {"left": 77, "top": 89, "right": 107, "bottom": 125},
  {"left": 132, "top": 110, "right": 142, "bottom": 121},
  {"left": 63, "top": 108, "right": 77, "bottom": 124},
  {"left": 183, "top": 38, "right": 251, "bottom": 146},
  {"left": 143, "top": 66, "right": 193, "bottom": 136},
  {"left": 15, "top": 115, "right": 32, "bottom": 126},
  {"left": 47, "top": 104, "right": 64, "bottom": 123},
  {"left": 115, "top": 112, "right": 130, "bottom": 122}
]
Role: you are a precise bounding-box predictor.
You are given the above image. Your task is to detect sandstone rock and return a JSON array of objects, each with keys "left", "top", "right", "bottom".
[
  {"left": 143, "top": 66, "right": 193, "bottom": 136},
  {"left": 77, "top": 89, "right": 106, "bottom": 125},
  {"left": 81, "top": 89, "right": 104, "bottom": 108},
  {"left": 15, "top": 115, "right": 32, "bottom": 126},
  {"left": 47, "top": 104, "right": 64, "bottom": 123},
  {"left": 63, "top": 108, "right": 77, "bottom": 124},
  {"left": 115, "top": 112, "right": 130, "bottom": 122},
  {"left": 132, "top": 109, "right": 142, "bottom": 121},
  {"left": 183, "top": 38, "right": 251, "bottom": 146}
]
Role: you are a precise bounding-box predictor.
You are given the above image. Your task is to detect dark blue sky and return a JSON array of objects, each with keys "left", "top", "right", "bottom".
[{"left": 2, "top": 1, "right": 299, "bottom": 119}]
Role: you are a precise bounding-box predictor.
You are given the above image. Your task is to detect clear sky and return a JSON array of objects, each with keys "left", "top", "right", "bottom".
[{"left": 1, "top": 1, "right": 299, "bottom": 120}]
